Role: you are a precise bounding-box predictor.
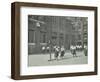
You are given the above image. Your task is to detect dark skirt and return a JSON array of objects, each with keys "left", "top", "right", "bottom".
[
  {"left": 72, "top": 49, "right": 76, "bottom": 54},
  {"left": 60, "top": 51, "right": 65, "bottom": 57},
  {"left": 84, "top": 49, "right": 87, "bottom": 56},
  {"left": 55, "top": 51, "right": 59, "bottom": 58}
]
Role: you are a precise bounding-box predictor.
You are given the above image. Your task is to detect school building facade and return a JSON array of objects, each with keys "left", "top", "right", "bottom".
[{"left": 28, "top": 15, "right": 87, "bottom": 54}]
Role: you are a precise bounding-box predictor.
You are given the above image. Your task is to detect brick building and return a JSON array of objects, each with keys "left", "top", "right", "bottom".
[{"left": 28, "top": 15, "right": 87, "bottom": 54}]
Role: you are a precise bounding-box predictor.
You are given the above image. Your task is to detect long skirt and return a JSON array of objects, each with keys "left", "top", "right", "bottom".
[
  {"left": 84, "top": 49, "right": 87, "bottom": 56},
  {"left": 55, "top": 51, "right": 59, "bottom": 58},
  {"left": 72, "top": 49, "right": 76, "bottom": 55},
  {"left": 60, "top": 51, "right": 65, "bottom": 57}
]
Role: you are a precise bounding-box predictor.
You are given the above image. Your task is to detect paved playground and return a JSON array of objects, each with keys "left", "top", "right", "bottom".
[{"left": 28, "top": 51, "right": 88, "bottom": 66}]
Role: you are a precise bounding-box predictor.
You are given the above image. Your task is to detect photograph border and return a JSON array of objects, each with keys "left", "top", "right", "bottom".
[{"left": 11, "top": 2, "right": 98, "bottom": 80}]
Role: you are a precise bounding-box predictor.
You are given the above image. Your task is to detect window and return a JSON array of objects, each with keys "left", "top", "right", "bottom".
[
  {"left": 40, "top": 32, "right": 46, "bottom": 43},
  {"left": 28, "top": 30, "right": 35, "bottom": 43},
  {"left": 59, "top": 33, "right": 64, "bottom": 45},
  {"left": 52, "top": 32, "right": 57, "bottom": 39},
  {"left": 60, "top": 33, "right": 63, "bottom": 39},
  {"left": 65, "top": 34, "right": 69, "bottom": 42},
  {"left": 28, "top": 20, "right": 36, "bottom": 29},
  {"left": 51, "top": 32, "right": 57, "bottom": 45},
  {"left": 78, "top": 35, "right": 81, "bottom": 40}
]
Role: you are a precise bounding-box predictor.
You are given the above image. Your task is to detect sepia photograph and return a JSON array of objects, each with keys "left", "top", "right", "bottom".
[{"left": 28, "top": 15, "right": 88, "bottom": 66}]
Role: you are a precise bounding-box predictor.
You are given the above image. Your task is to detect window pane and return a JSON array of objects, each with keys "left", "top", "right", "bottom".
[
  {"left": 40, "top": 32, "right": 46, "bottom": 43},
  {"left": 28, "top": 30, "right": 35, "bottom": 43}
]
